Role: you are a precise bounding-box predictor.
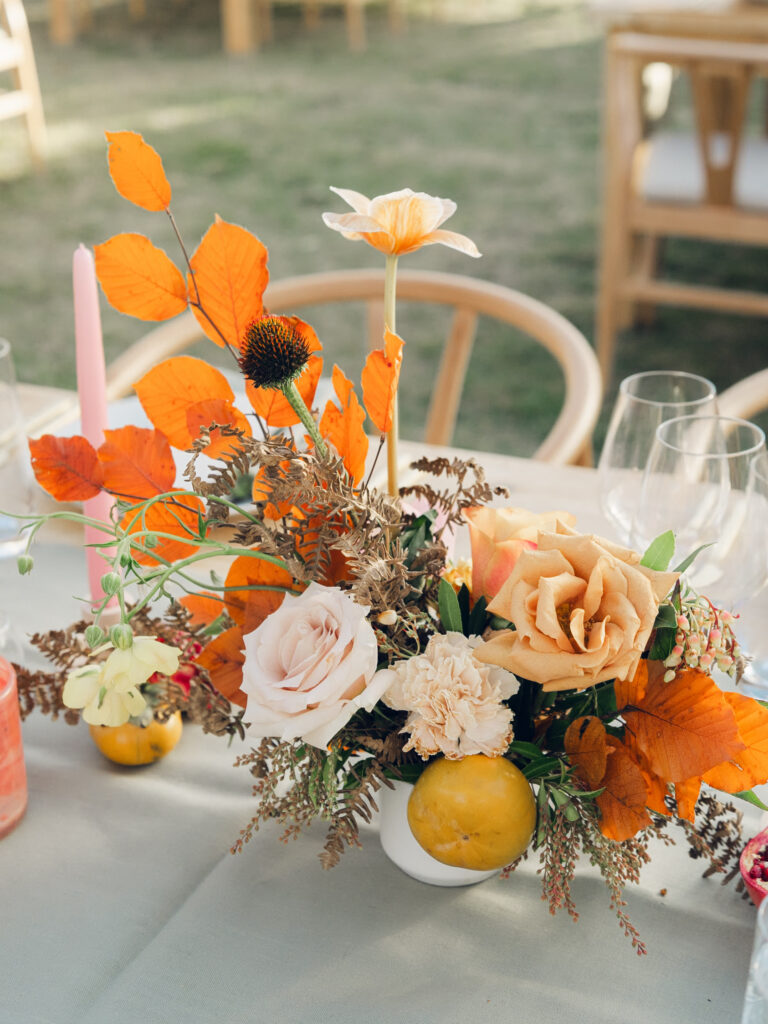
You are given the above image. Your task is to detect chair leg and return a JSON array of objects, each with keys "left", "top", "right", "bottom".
[
  {"left": 4, "top": 0, "right": 47, "bottom": 167},
  {"left": 303, "top": 1, "right": 319, "bottom": 30},
  {"left": 634, "top": 233, "right": 660, "bottom": 328},
  {"left": 388, "top": 0, "right": 403, "bottom": 33},
  {"left": 222, "top": 0, "right": 259, "bottom": 53},
  {"left": 346, "top": 0, "right": 365, "bottom": 51},
  {"left": 596, "top": 214, "right": 631, "bottom": 387}
]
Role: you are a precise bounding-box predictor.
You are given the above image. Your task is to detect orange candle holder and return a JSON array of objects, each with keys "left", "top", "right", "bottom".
[{"left": 0, "top": 657, "right": 27, "bottom": 839}]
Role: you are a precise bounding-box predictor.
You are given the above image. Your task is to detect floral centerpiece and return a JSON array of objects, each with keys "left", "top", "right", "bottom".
[{"left": 12, "top": 133, "right": 768, "bottom": 956}]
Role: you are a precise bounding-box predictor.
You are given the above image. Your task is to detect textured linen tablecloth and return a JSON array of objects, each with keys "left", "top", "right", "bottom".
[{"left": 0, "top": 455, "right": 762, "bottom": 1024}]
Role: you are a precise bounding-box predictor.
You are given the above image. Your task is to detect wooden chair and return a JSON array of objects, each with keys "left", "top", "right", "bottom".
[
  {"left": 0, "top": 0, "right": 46, "bottom": 168},
  {"left": 222, "top": 0, "right": 402, "bottom": 54},
  {"left": 718, "top": 368, "right": 768, "bottom": 421},
  {"left": 106, "top": 269, "right": 602, "bottom": 466},
  {"left": 597, "top": 31, "right": 768, "bottom": 385}
]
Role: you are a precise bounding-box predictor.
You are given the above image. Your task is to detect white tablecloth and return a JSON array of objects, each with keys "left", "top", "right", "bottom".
[{"left": 0, "top": 454, "right": 762, "bottom": 1024}]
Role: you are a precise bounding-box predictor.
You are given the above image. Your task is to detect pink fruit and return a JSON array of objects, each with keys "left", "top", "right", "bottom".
[{"left": 740, "top": 828, "right": 768, "bottom": 907}]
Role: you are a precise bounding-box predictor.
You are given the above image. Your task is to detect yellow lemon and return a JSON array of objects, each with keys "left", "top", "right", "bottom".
[
  {"left": 407, "top": 754, "right": 536, "bottom": 871},
  {"left": 89, "top": 711, "right": 183, "bottom": 766}
]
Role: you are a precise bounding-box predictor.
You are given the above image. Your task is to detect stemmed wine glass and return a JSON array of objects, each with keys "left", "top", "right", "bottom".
[
  {"left": 734, "top": 450, "right": 768, "bottom": 696},
  {"left": 633, "top": 416, "right": 767, "bottom": 610},
  {"left": 597, "top": 370, "right": 718, "bottom": 546}
]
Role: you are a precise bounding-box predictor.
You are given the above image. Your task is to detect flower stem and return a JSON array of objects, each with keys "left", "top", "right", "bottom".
[
  {"left": 281, "top": 379, "right": 328, "bottom": 458},
  {"left": 384, "top": 253, "right": 399, "bottom": 499}
]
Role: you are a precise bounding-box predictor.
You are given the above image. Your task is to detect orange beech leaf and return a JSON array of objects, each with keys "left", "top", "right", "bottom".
[
  {"left": 639, "top": 767, "right": 671, "bottom": 817},
  {"left": 196, "top": 626, "right": 246, "bottom": 707},
  {"left": 622, "top": 663, "right": 744, "bottom": 782},
  {"left": 319, "top": 364, "right": 369, "bottom": 484},
  {"left": 134, "top": 356, "right": 239, "bottom": 450},
  {"left": 564, "top": 716, "right": 608, "bottom": 789},
  {"left": 97, "top": 426, "right": 175, "bottom": 499},
  {"left": 674, "top": 776, "right": 701, "bottom": 823},
  {"left": 105, "top": 130, "right": 171, "bottom": 212},
  {"left": 614, "top": 660, "right": 649, "bottom": 712},
  {"left": 224, "top": 553, "right": 294, "bottom": 633},
  {"left": 178, "top": 591, "right": 225, "bottom": 628},
  {"left": 703, "top": 692, "right": 768, "bottom": 793},
  {"left": 246, "top": 353, "right": 323, "bottom": 428},
  {"left": 120, "top": 491, "right": 204, "bottom": 566},
  {"left": 185, "top": 398, "right": 252, "bottom": 457},
  {"left": 596, "top": 739, "right": 652, "bottom": 841},
  {"left": 187, "top": 219, "right": 269, "bottom": 349},
  {"left": 28, "top": 435, "right": 104, "bottom": 501},
  {"left": 361, "top": 328, "right": 404, "bottom": 434},
  {"left": 95, "top": 234, "right": 187, "bottom": 321}
]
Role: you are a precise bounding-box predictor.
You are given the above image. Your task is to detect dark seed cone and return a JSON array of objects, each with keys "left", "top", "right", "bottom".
[{"left": 240, "top": 316, "right": 311, "bottom": 389}]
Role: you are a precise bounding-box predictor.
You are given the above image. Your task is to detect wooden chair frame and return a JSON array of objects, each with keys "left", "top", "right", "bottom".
[
  {"left": 0, "top": 0, "right": 46, "bottom": 168},
  {"left": 106, "top": 269, "right": 602, "bottom": 466},
  {"left": 718, "top": 368, "right": 768, "bottom": 421},
  {"left": 597, "top": 31, "right": 768, "bottom": 384}
]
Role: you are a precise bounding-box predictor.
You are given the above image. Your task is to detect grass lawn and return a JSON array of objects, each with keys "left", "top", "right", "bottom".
[{"left": 1, "top": 0, "right": 767, "bottom": 455}]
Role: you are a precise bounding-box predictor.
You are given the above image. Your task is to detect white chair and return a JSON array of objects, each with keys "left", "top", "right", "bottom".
[{"left": 106, "top": 269, "right": 602, "bottom": 467}]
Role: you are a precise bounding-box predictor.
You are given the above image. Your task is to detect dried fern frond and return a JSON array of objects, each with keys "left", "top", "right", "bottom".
[{"left": 400, "top": 456, "right": 509, "bottom": 534}]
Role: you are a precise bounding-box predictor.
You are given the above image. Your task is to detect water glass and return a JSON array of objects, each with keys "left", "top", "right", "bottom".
[
  {"left": 598, "top": 370, "right": 717, "bottom": 545},
  {"left": 737, "top": 450, "right": 768, "bottom": 697},
  {"left": 634, "top": 416, "right": 767, "bottom": 609},
  {"left": 0, "top": 339, "right": 34, "bottom": 558},
  {"left": 742, "top": 898, "right": 768, "bottom": 1023}
]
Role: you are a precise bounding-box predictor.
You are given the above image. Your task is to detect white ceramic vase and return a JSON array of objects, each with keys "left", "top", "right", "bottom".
[{"left": 378, "top": 779, "right": 498, "bottom": 887}]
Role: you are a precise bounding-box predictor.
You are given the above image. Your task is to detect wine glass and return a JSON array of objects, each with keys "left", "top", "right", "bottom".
[
  {"left": 598, "top": 370, "right": 717, "bottom": 545},
  {"left": 0, "top": 339, "right": 35, "bottom": 558},
  {"left": 734, "top": 450, "right": 768, "bottom": 697},
  {"left": 633, "top": 416, "right": 767, "bottom": 609}
]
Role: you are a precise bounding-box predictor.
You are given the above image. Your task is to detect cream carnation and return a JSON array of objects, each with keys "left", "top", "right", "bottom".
[{"left": 377, "top": 632, "right": 518, "bottom": 760}]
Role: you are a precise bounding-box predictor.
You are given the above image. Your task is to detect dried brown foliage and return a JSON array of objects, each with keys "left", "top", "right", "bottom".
[{"left": 400, "top": 456, "right": 509, "bottom": 536}]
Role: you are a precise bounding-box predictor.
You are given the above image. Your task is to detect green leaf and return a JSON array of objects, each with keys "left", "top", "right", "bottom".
[
  {"left": 734, "top": 789, "right": 768, "bottom": 812},
  {"left": 640, "top": 531, "right": 675, "bottom": 571},
  {"left": 674, "top": 542, "right": 714, "bottom": 575},
  {"left": 648, "top": 628, "right": 677, "bottom": 662},
  {"left": 653, "top": 603, "right": 678, "bottom": 630},
  {"left": 457, "top": 583, "right": 471, "bottom": 633},
  {"left": 507, "top": 740, "right": 543, "bottom": 760},
  {"left": 438, "top": 578, "right": 463, "bottom": 633},
  {"left": 467, "top": 595, "right": 488, "bottom": 637}
]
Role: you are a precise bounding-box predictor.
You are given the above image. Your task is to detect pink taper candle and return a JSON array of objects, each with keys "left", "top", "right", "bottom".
[{"left": 73, "top": 244, "right": 116, "bottom": 611}]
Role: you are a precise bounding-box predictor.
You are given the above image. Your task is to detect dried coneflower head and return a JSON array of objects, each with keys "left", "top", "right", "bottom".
[{"left": 240, "top": 315, "right": 311, "bottom": 390}]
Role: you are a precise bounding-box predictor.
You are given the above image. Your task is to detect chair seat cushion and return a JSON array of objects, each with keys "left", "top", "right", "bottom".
[{"left": 637, "top": 131, "right": 768, "bottom": 211}]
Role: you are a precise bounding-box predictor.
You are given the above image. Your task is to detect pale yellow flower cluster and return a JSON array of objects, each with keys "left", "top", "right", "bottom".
[{"left": 62, "top": 637, "right": 182, "bottom": 727}]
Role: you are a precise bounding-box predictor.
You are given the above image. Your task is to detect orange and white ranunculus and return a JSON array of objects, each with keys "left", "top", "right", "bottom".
[
  {"left": 322, "top": 188, "right": 481, "bottom": 258},
  {"left": 465, "top": 506, "right": 576, "bottom": 602},
  {"left": 241, "top": 582, "right": 385, "bottom": 749},
  {"left": 376, "top": 632, "right": 518, "bottom": 760},
  {"left": 475, "top": 521, "right": 678, "bottom": 692}
]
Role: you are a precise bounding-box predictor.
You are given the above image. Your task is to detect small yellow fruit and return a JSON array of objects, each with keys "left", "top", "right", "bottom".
[
  {"left": 407, "top": 754, "right": 536, "bottom": 871},
  {"left": 89, "top": 711, "right": 183, "bottom": 766}
]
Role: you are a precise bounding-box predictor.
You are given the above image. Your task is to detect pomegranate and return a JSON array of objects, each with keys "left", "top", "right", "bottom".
[{"left": 740, "top": 827, "right": 768, "bottom": 907}]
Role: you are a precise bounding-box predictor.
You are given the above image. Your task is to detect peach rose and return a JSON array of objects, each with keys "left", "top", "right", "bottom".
[
  {"left": 475, "top": 522, "right": 678, "bottom": 692},
  {"left": 465, "top": 506, "right": 576, "bottom": 601},
  {"left": 376, "top": 632, "right": 518, "bottom": 760},
  {"left": 241, "top": 582, "right": 385, "bottom": 749}
]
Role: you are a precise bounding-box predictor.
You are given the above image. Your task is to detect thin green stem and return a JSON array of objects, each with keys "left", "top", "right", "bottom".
[{"left": 281, "top": 379, "right": 328, "bottom": 457}]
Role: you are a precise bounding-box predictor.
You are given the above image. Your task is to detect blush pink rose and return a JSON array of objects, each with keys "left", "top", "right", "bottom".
[
  {"left": 465, "top": 506, "right": 576, "bottom": 601},
  {"left": 241, "top": 582, "right": 385, "bottom": 749}
]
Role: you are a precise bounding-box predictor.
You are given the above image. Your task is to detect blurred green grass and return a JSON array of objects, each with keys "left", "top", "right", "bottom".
[{"left": 1, "top": 0, "right": 767, "bottom": 454}]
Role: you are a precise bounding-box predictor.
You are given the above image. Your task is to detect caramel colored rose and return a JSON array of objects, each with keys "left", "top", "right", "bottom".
[{"left": 475, "top": 523, "right": 678, "bottom": 692}]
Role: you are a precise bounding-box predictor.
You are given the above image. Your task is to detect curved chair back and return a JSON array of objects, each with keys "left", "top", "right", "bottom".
[
  {"left": 106, "top": 269, "right": 602, "bottom": 466},
  {"left": 718, "top": 369, "right": 768, "bottom": 422}
]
